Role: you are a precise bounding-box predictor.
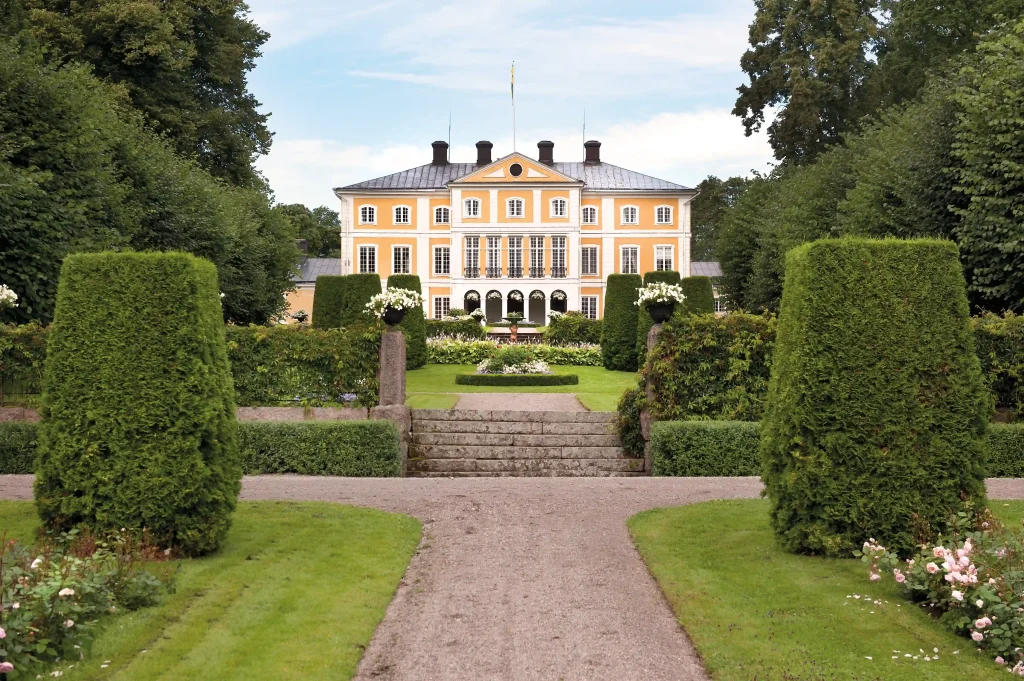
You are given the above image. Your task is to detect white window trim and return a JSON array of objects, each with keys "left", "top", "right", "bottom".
[
  {"left": 506, "top": 197, "right": 526, "bottom": 219},
  {"left": 432, "top": 295, "right": 451, "bottom": 320},
  {"left": 654, "top": 244, "right": 675, "bottom": 271},
  {"left": 581, "top": 245, "right": 599, "bottom": 276},
  {"left": 433, "top": 245, "right": 451, "bottom": 276},
  {"left": 357, "top": 244, "right": 378, "bottom": 274},
  {"left": 549, "top": 197, "right": 568, "bottom": 218},
  {"left": 581, "top": 205, "right": 598, "bottom": 225},
  {"left": 434, "top": 205, "right": 451, "bottom": 225},
  {"left": 358, "top": 204, "right": 377, "bottom": 226},
  {"left": 392, "top": 204, "right": 412, "bottom": 225},
  {"left": 463, "top": 198, "right": 481, "bottom": 219},
  {"left": 654, "top": 204, "right": 674, "bottom": 225},
  {"left": 581, "top": 295, "right": 599, "bottom": 320},
  {"left": 619, "top": 244, "right": 640, "bottom": 274},
  {"left": 391, "top": 244, "right": 413, "bottom": 275},
  {"left": 620, "top": 205, "right": 639, "bottom": 225}
]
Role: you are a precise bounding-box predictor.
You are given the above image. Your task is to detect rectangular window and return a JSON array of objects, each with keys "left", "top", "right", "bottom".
[
  {"left": 656, "top": 206, "right": 673, "bottom": 224},
  {"left": 581, "top": 296, "right": 598, "bottom": 320},
  {"left": 464, "top": 198, "right": 480, "bottom": 218},
  {"left": 621, "top": 246, "right": 638, "bottom": 274},
  {"left": 550, "top": 198, "right": 567, "bottom": 217},
  {"left": 464, "top": 236, "right": 480, "bottom": 277},
  {"left": 508, "top": 236, "right": 523, "bottom": 277},
  {"left": 486, "top": 236, "right": 502, "bottom": 277},
  {"left": 358, "top": 245, "right": 376, "bottom": 273},
  {"left": 433, "top": 296, "right": 451, "bottom": 319},
  {"left": 713, "top": 288, "right": 727, "bottom": 314},
  {"left": 392, "top": 246, "right": 411, "bottom": 274},
  {"left": 433, "top": 246, "right": 450, "bottom": 276},
  {"left": 359, "top": 205, "right": 376, "bottom": 224},
  {"left": 434, "top": 206, "right": 450, "bottom": 224},
  {"left": 394, "top": 206, "right": 410, "bottom": 224},
  {"left": 529, "top": 236, "right": 545, "bottom": 277},
  {"left": 582, "top": 205, "right": 598, "bottom": 225},
  {"left": 621, "top": 206, "right": 638, "bottom": 225},
  {"left": 507, "top": 198, "right": 524, "bottom": 218},
  {"left": 655, "top": 245, "right": 674, "bottom": 271},
  {"left": 581, "top": 246, "right": 598, "bottom": 276},
  {"left": 551, "top": 236, "right": 566, "bottom": 277}
]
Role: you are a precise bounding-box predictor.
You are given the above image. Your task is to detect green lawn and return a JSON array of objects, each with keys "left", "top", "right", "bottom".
[
  {"left": 406, "top": 363, "right": 635, "bottom": 411},
  {"left": 629, "top": 499, "right": 1023, "bottom": 681},
  {"left": 1, "top": 502, "right": 420, "bottom": 681}
]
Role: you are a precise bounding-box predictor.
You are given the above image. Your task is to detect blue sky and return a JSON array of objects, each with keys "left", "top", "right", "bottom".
[{"left": 247, "top": 0, "right": 775, "bottom": 209}]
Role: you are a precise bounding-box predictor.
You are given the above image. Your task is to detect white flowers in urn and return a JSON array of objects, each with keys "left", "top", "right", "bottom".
[
  {"left": 0, "top": 284, "right": 19, "bottom": 311},
  {"left": 551, "top": 290, "right": 566, "bottom": 301},
  {"left": 470, "top": 308, "right": 485, "bottom": 319},
  {"left": 466, "top": 291, "right": 480, "bottom": 302},
  {"left": 509, "top": 291, "right": 523, "bottom": 302},
  {"left": 635, "top": 282, "right": 686, "bottom": 307},
  {"left": 364, "top": 288, "right": 424, "bottom": 318},
  {"left": 530, "top": 291, "right": 545, "bottom": 300},
  {"left": 487, "top": 291, "right": 502, "bottom": 300}
]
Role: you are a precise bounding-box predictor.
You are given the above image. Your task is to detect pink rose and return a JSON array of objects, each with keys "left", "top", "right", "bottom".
[
  {"left": 870, "top": 572, "right": 881, "bottom": 582},
  {"left": 996, "top": 656, "right": 1006, "bottom": 665},
  {"left": 0, "top": 626, "right": 5, "bottom": 639},
  {"left": 926, "top": 562, "right": 939, "bottom": 574},
  {"left": 0, "top": 662, "right": 13, "bottom": 673},
  {"left": 894, "top": 569, "right": 906, "bottom": 584},
  {"left": 975, "top": 617, "right": 991, "bottom": 629},
  {"left": 971, "top": 631, "right": 984, "bottom": 642},
  {"left": 933, "top": 546, "right": 945, "bottom": 558},
  {"left": 952, "top": 590, "right": 964, "bottom": 601}
]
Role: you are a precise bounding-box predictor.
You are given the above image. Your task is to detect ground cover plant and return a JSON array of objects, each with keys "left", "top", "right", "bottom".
[
  {"left": 0, "top": 501, "right": 420, "bottom": 681},
  {"left": 630, "top": 499, "right": 1013, "bottom": 681}
]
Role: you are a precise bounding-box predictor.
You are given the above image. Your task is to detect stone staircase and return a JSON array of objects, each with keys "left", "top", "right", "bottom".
[{"left": 408, "top": 409, "right": 643, "bottom": 477}]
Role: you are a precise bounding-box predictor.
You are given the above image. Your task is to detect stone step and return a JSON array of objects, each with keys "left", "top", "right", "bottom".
[
  {"left": 406, "top": 471, "right": 645, "bottom": 478},
  {"left": 412, "top": 420, "right": 614, "bottom": 436},
  {"left": 411, "top": 409, "right": 617, "bottom": 424},
  {"left": 410, "top": 445, "right": 629, "bottom": 460},
  {"left": 412, "top": 432, "right": 621, "bottom": 448},
  {"left": 407, "top": 457, "right": 644, "bottom": 474}
]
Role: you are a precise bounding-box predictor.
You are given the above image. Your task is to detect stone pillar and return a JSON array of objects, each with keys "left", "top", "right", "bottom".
[
  {"left": 640, "top": 323, "right": 663, "bottom": 474},
  {"left": 378, "top": 328, "right": 406, "bottom": 407},
  {"left": 370, "top": 404, "right": 411, "bottom": 476}
]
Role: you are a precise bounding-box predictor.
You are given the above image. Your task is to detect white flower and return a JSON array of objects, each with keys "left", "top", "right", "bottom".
[
  {"left": 11, "top": 602, "right": 19, "bottom": 610},
  {"left": 635, "top": 282, "right": 686, "bottom": 307},
  {"left": 0, "top": 284, "right": 19, "bottom": 311},
  {"left": 551, "top": 290, "right": 566, "bottom": 301},
  {"left": 58, "top": 588, "right": 75, "bottom": 597},
  {"left": 64, "top": 619, "right": 74, "bottom": 628},
  {"left": 466, "top": 292, "right": 480, "bottom": 301},
  {"left": 364, "top": 289, "right": 424, "bottom": 319},
  {"left": 509, "top": 291, "right": 523, "bottom": 301},
  {"left": 487, "top": 291, "right": 502, "bottom": 300},
  {"left": 530, "top": 291, "right": 545, "bottom": 300},
  {"left": 30, "top": 557, "right": 42, "bottom": 569}
]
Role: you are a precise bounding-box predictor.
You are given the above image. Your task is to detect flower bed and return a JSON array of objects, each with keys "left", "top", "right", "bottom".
[
  {"left": 455, "top": 373, "right": 579, "bottom": 386},
  {"left": 426, "top": 336, "right": 601, "bottom": 365}
]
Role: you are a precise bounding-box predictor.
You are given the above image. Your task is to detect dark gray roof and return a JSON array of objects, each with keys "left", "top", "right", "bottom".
[
  {"left": 335, "top": 161, "right": 691, "bottom": 192},
  {"left": 293, "top": 257, "right": 340, "bottom": 284},
  {"left": 691, "top": 261, "right": 723, "bottom": 278}
]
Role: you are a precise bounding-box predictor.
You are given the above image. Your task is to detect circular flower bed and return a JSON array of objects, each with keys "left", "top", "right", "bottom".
[{"left": 455, "top": 345, "right": 579, "bottom": 385}]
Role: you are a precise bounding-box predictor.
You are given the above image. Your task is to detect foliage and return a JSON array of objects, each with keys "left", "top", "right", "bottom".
[
  {"left": 480, "top": 345, "right": 543, "bottom": 374},
  {"left": 384, "top": 275, "right": 427, "bottom": 370},
  {"left": 636, "top": 271, "right": 684, "bottom": 363},
  {"left": 690, "top": 175, "right": 749, "bottom": 261},
  {"left": 651, "top": 421, "right": 761, "bottom": 476},
  {"left": 426, "top": 336, "right": 601, "bottom": 366},
  {"left": 762, "top": 239, "right": 990, "bottom": 557},
  {"left": 35, "top": 252, "right": 241, "bottom": 556},
  {"left": 545, "top": 310, "right": 602, "bottom": 346},
  {"left": 733, "top": 0, "right": 878, "bottom": 163},
  {"left": 0, "top": 422, "right": 36, "bottom": 474},
  {"left": 239, "top": 421, "right": 400, "bottom": 477},
  {"left": 987, "top": 424, "right": 1024, "bottom": 477},
  {"left": 278, "top": 204, "right": 340, "bottom": 257},
  {"left": 311, "top": 274, "right": 381, "bottom": 330},
  {"left": 616, "top": 386, "right": 646, "bottom": 458},
  {"left": 715, "top": 173, "right": 776, "bottom": 311},
  {"left": 974, "top": 313, "right": 1024, "bottom": 421},
  {"left": 950, "top": 18, "right": 1024, "bottom": 312},
  {"left": 601, "top": 274, "right": 642, "bottom": 371},
  {"left": 680, "top": 277, "right": 715, "bottom": 314},
  {"left": 226, "top": 324, "right": 381, "bottom": 408},
  {"left": 0, "top": 528, "right": 172, "bottom": 676},
  {"left": 455, "top": 373, "right": 578, "bottom": 386},
  {"left": 426, "top": 318, "right": 486, "bottom": 340},
  {"left": 0, "top": 322, "right": 47, "bottom": 404}
]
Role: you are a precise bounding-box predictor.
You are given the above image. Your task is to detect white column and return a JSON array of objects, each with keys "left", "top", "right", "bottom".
[
  {"left": 339, "top": 196, "right": 355, "bottom": 275},
  {"left": 416, "top": 197, "right": 430, "bottom": 290},
  {"left": 679, "top": 197, "right": 692, "bottom": 277},
  {"left": 452, "top": 234, "right": 463, "bottom": 280},
  {"left": 451, "top": 189, "right": 462, "bottom": 222},
  {"left": 568, "top": 230, "right": 581, "bottom": 280},
  {"left": 601, "top": 197, "right": 616, "bottom": 279},
  {"left": 489, "top": 189, "right": 498, "bottom": 221}
]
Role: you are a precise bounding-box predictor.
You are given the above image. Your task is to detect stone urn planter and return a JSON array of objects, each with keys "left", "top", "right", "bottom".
[
  {"left": 382, "top": 306, "right": 407, "bottom": 326},
  {"left": 506, "top": 314, "right": 523, "bottom": 342},
  {"left": 646, "top": 302, "right": 675, "bottom": 324}
]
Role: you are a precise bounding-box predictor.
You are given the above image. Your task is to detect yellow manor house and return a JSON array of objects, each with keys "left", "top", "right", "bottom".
[{"left": 290, "top": 139, "right": 705, "bottom": 323}]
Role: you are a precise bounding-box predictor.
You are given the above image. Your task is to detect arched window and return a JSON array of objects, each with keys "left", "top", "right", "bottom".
[
  {"left": 621, "top": 205, "right": 638, "bottom": 225},
  {"left": 464, "top": 198, "right": 481, "bottom": 218},
  {"left": 359, "top": 205, "right": 376, "bottom": 224},
  {"left": 581, "top": 206, "right": 598, "bottom": 225},
  {"left": 434, "top": 206, "right": 450, "bottom": 224},
  {"left": 393, "top": 205, "right": 411, "bottom": 224},
  {"left": 550, "top": 198, "right": 567, "bottom": 218},
  {"left": 507, "top": 198, "right": 524, "bottom": 218},
  {"left": 655, "top": 205, "right": 673, "bottom": 224}
]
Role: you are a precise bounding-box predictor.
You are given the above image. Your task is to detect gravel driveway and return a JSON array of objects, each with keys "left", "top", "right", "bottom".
[{"left": 3, "top": 475, "right": 1023, "bottom": 681}]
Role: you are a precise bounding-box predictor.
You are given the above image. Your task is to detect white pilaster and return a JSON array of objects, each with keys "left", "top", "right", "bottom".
[
  {"left": 532, "top": 189, "right": 542, "bottom": 222},
  {"left": 416, "top": 197, "right": 430, "bottom": 284},
  {"left": 489, "top": 189, "right": 498, "bottom": 220},
  {"left": 679, "top": 197, "right": 692, "bottom": 277},
  {"left": 340, "top": 196, "right": 355, "bottom": 275},
  {"left": 568, "top": 231, "right": 581, "bottom": 280},
  {"left": 601, "top": 197, "right": 616, "bottom": 278},
  {"left": 452, "top": 234, "right": 463, "bottom": 279},
  {"left": 451, "top": 189, "right": 462, "bottom": 222}
]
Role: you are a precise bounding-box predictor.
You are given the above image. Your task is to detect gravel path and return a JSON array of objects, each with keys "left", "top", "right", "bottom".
[
  {"left": 3, "top": 475, "right": 1024, "bottom": 681},
  {"left": 454, "top": 392, "right": 585, "bottom": 411}
]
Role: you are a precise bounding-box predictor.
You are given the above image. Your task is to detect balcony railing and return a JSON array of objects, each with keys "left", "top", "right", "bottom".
[
  {"left": 464, "top": 266, "right": 480, "bottom": 278},
  {"left": 550, "top": 266, "right": 566, "bottom": 278},
  {"left": 507, "top": 266, "right": 523, "bottom": 278},
  {"left": 529, "top": 266, "right": 545, "bottom": 278},
  {"left": 486, "top": 267, "right": 502, "bottom": 278}
]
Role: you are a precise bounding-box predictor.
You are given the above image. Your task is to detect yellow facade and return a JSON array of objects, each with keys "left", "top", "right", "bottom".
[
  {"left": 613, "top": 197, "right": 680, "bottom": 230},
  {"left": 353, "top": 197, "right": 417, "bottom": 230}
]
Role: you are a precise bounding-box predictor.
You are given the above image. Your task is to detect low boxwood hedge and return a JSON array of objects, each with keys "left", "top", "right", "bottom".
[
  {"left": 651, "top": 420, "right": 761, "bottom": 476},
  {"left": 1, "top": 421, "right": 401, "bottom": 477},
  {"left": 426, "top": 318, "right": 486, "bottom": 339},
  {"left": 987, "top": 423, "right": 1024, "bottom": 477},
  {"left": 454, "top": 373, "right": 579, "bottom": 386}
]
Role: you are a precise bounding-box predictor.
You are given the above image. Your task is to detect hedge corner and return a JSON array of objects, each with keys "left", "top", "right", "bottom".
[{"left": 312, "top": 273, "right": 382, "bottom": 329}]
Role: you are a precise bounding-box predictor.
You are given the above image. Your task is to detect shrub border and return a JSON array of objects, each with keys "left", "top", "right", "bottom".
[{"left": 454, "top": 373, "right": 579, "bottom": 386}]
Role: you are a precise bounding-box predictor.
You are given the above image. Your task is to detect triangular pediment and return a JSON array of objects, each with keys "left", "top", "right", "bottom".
[{"left": 452, "top": 153, "right": 582, "bottom": 184}]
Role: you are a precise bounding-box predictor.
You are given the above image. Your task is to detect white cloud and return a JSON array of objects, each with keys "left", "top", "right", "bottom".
[
  {"left": 247, "top": 1, "right": 399, "bottom": 50},
  {"left": 257, "top": 108, "right": 773, "bottom": 208}
]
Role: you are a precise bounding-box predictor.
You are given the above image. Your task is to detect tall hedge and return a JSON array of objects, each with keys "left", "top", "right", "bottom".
[
  {"left": 761, "top": 238, "right": 990, "bottom": 556},
  {"left": 680, "top": 276, "right": 715, "bottom": 314},
  {"left": 546, "top": 311, "right": 603, "bottom": 346},
  {"left": 312, "top": 274, "right": 381, "bottom": 329},
  {"left": 636, "top": 271, "right": 681, "bottom": 362},
  {"left": 35, "top": 252, "right": 240, "bottom": 556},
  {"left": 386, "top": 274, "right": 427, "bottom": 369},
  {"left": 601, "top": 274, "right": 642, "bottom": 371}
]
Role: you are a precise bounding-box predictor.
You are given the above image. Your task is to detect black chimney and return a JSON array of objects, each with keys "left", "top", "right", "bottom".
[
  {"left": 538, "top": 140, "right": 554, "bottom": 164},
  {"left": 432, "top": 140, "right": 449, "bottom": 165},
  {"left": 584, "top": 140, "right": 601, "bottom": 163},
  {"left": 476, "top": 140, "right": 493, "bottom": 165}
]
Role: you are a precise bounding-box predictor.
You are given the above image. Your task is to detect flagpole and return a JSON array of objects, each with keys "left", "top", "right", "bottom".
[{"left": 511, "top": 61, "right": 516, "bottom": 152}]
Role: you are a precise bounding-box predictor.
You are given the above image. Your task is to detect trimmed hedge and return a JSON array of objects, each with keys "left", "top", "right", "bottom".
[
  {"left": 601, "top": 274, "right": 642, "bottom": 371},
  {"left": 974, "top": 312, "right": 1024, "bottom": 421},
  {"left": 636, "top": 271, "right": 682, "bottom": 362},
  {"left": 546, "top": 311, "right": 602, "bottom": 345},
  {"left": 988, "top": 424, "right": 1024, "bottom": 477},
  {"left": 0, "top": 422, "right": 37, "bottom": 474},
  {"left": 426, "top": 318, "right": 486, "bottom": 339},
  {"left": 762, "top": 238, "right": 990, "bottom": 557},
  {"left": 36, "top": 252, "right": 240, "bottom": 556},
  {"left": 427, "top": 337, "right": 601, "bottom": 366},
  {"left": 312, "top": 274, "right": 381, "bottom": 329},
  {"left": 386, "top": 274, "right": 427, "bottom": 370},
  {"left": 680, "top": 276, "right": 715, "bottom": 314},
  {"left": 226, "top": 324, "right": 381, "bottom": 407},
  {"left": 651, "top": 421, "right": 761, "bottom": 476},
  {"left": 455, "top": 373, "right": 579, "bottom": 386},
  {"left": 239, "top": 421, "right": 401, "bottom": 476}
]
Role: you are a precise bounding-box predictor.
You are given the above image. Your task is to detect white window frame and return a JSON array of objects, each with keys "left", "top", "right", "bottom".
[
  {"left": 713, "top": 287, "right": 727, "bottom": 314},
  {"left": 464, "top": 236, "right": 480, "bottom": 273},
  {"left": 434, "top": 206, "right": 450, "bottom": 225},
  {"left": 391, "top": 245, "right": 412, "bottom": 275},
  {"left": 509, "top": 236, "right": 523, "bottom": 273},
  {"left": 433, "top": 296, "right": 451, "bottom": 319},
  {"left": 486, "top": 235, "right": 502, "bottom": 273},
  {"left": 529, "top": 235, "right": 545, "bottom": 274},
  {"left": 433, "top": 246, "right": 450, "bottom": 276},
  {"left": 551, "top": 235, "right": 566, "bottom": 272},
  {"left": 581, "top": 205, "right": 598, "bottom": 225},
  {"left": 620, "top": 245, "right": 639, "bottom": 274},
  {"left": 654, "top": 244, "right": 674, "bottom": 271},
  {"left": 464, "top": 197, "right": 481, "bottom": 219},
  {"left": 506, "top": 197, "right": 525, "bottom": 219},
  {"left": 358, "top": 205, "right": 377, "bottom": 225},
  {"left": 549, "top": 197, "right": 568, "bottom": 218},
  {"left": 581, "top": 295, "right": 599, "bottom": 320},
  {"left": 357, "top": 245, "right": 377, "bottom": 274},
  {"left": 655, "top": 205, "right": 674, "bottom": 225},
  {"left": 393, "top": 205, "right": 411, "bottom": 225},
  {"left": 581, "top": 246, "right": 599, "bottom": 276},
  {"left": 620, "top": 205, "right": 639, "bottom": 225}
]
